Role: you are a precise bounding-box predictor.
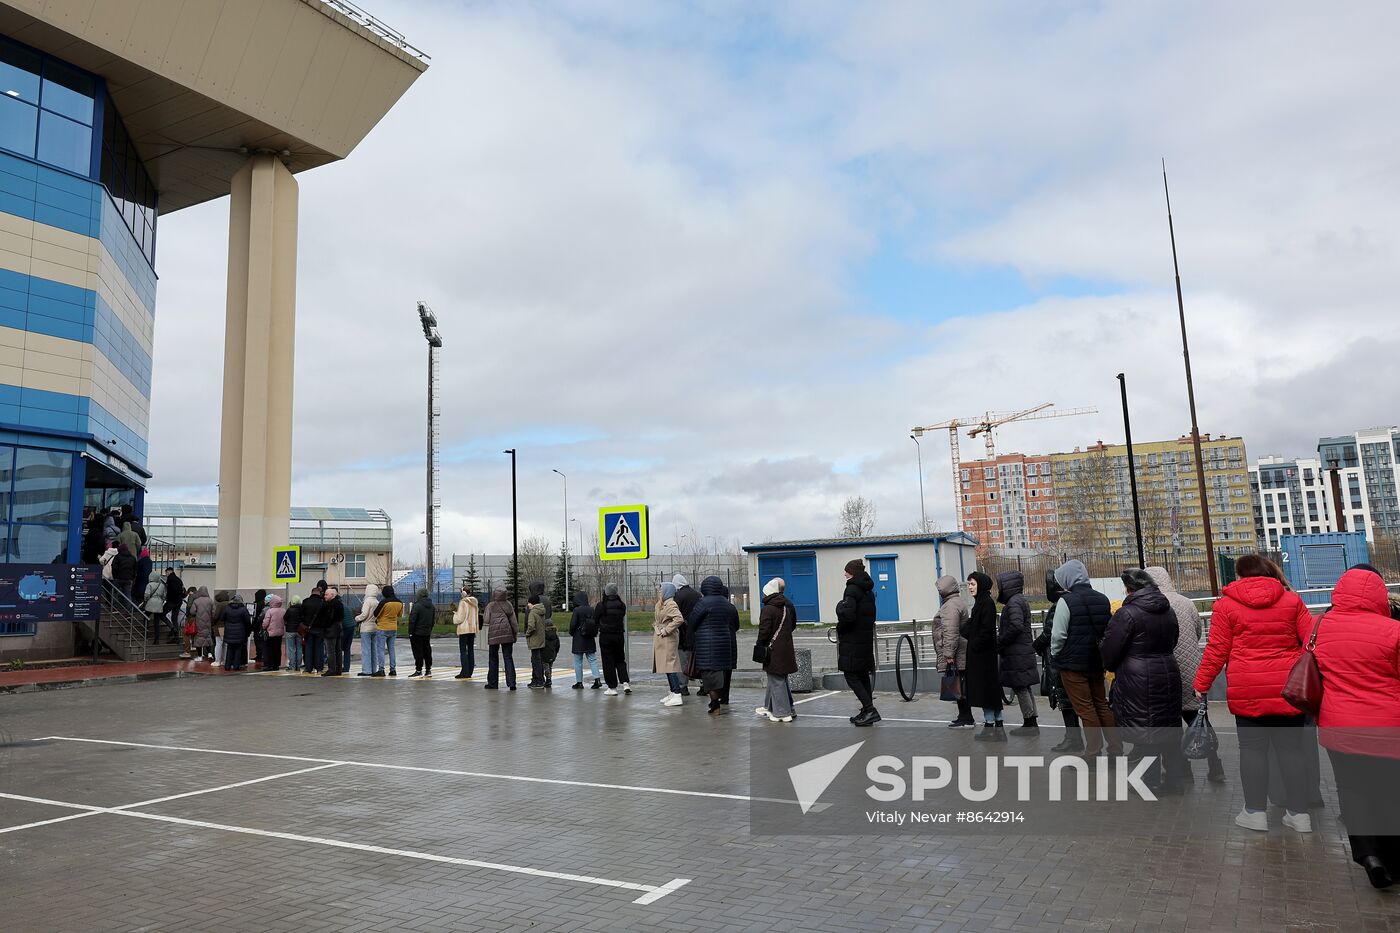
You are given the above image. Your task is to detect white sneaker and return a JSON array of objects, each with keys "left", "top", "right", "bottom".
[
  {"left": 604, "top": 687, "right": 618, "bottom": 696},
  {"left": 1235, "top": 808, "right": 1269, "bottom": 832},
  {"left": 621, "top": 683, "right": 632, "bottom": 694},
  {"left": 661, "top": 692, "right": 683, "bottom": 707},
  {"left": 178, "top": 653, "right": 190, "bottom": 659},
  {"left": 1282, "top": 811, "right": 1313, "bottom": 833},
  {"left": 767, "top": 712, "right": 794, "bottom": 723},
  {"left": 212, "top": 661, "right": 222, "bottom": 667},
  {"left": 755, "top": 707, "right": 770, "bottom": 717}
]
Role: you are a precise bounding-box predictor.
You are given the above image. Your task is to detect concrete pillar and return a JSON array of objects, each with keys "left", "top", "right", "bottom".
[{"left": 215, "top": 154, "right": 298, "bottom": 591}]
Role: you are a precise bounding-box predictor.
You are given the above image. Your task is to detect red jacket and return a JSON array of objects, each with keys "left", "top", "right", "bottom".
[
  {"left": 1313, "top": 569, "right": 1400, "bottom": 759},
  {"left": 1193, "top": 576, "right": 1312, "bottom": 717}
]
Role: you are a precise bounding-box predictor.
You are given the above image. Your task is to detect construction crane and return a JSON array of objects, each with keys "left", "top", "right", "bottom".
[{"left": 912, "top": 404, "right": 1098, "bottom": 531}]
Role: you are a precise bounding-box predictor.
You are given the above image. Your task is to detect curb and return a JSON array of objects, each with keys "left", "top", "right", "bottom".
[{"left": 0, "top": 670, "right": 195, "bottom": 696}]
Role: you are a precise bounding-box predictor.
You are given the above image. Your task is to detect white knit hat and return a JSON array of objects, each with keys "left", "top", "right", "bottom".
[{"left": 762, "top": 577, "right": 784, "bottom": 597}]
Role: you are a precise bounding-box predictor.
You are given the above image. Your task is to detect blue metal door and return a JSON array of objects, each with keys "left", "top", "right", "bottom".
[
  {"left": 869, "top": 557, "right": 899, "bottom": 621},
  {"left": 758, "top": 553, "right": 818, "bottom": 622}
]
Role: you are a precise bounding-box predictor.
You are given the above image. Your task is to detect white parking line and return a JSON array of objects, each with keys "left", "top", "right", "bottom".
[
  {"left": 0, "top": 789, "right": 690, "bottom": 904},
  {"left": 792, "top": 690, "right": 838, "bottom": 706},
  {"left": 39, "top": 736, "right": 803, "bottom": 806}
]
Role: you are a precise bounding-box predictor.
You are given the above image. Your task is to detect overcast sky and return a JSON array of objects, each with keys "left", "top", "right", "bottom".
[{"left": 145, "top": 0, "right": 1400, "bottom": 561}]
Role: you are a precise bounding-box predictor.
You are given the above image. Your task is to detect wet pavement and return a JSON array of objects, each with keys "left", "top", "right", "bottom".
[{"left": 0, "top": 673, "right": 1395, "bottom": 931}]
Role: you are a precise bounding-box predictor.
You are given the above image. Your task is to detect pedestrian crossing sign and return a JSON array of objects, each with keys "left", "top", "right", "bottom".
[
  {"left": 599, "top": 505, "right": 649, "bottom": 561},
  {"left": 273, "top": 546, "right": 301, "bottom": 583}
]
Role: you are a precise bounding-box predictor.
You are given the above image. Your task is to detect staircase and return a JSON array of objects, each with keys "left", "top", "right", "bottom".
[{"left": 86, "top": 579, "right": 185, "bottom": 662}]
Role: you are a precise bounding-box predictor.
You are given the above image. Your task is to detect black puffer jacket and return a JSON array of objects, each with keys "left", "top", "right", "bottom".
[
  {"left": 222, "top": 596, "right": 251, "bottom": 642},
  {"left": 594, "top": 592, "right": 628, "bottom": 640},
  {"left": 408, "top": 592, "right": 436, "bottom": 637},
  {"left": 835, "top": 571, "right": 876, "bottom": 673},
  {"left": 1100, "top": 585, "right": 1182, "bottom": 733},
  {"left": 996, "top": 571, "right": 1039, "bottom": 688},
  {"left": 688, "top": 576, "right": 738, "bottom": 671},
  {"left": 568, "top": 591, "right": 596, "bottom": 654}
]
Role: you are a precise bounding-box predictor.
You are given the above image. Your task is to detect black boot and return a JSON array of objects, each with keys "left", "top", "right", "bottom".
[
  {"left": 591, "top": 679, "right": 602, "bottom": 690},
  {"left": 853, "top": 708, "right": 881, "bottom": 727},
  {"left": 1362, "top": 856, "right": 1394, "bottom": 889},
  {"left": 1011, "top": 716, "right": 1039, "bottom": 736}
]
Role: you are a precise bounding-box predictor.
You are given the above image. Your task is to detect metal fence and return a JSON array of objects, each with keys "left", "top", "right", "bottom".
[{"left": 977, "top": 547, "right": 1279, "bottom": 598}]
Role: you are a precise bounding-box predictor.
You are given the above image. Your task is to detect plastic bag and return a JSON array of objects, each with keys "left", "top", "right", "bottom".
[
  {"left": 1181, "top": 701, "right": 1219, "bottom": 760},
  {"left": 939, "top": 668, "right": 961, "bottom": 701}
]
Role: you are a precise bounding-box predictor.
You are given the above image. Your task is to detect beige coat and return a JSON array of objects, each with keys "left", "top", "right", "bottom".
[
  {"left": 453, "top": 595, "right": 480, "bottom": 635},
  {"left": 652, "top": 598, "right": 684, "bottom": 673}
]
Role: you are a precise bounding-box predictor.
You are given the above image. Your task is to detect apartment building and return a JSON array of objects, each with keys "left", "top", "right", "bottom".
[
  {"left": 1249, "top": 456, "right": 1337, "bottom": 549},
  {"left": 957, "top": 453, "right": 1058, "bottom": 555}
]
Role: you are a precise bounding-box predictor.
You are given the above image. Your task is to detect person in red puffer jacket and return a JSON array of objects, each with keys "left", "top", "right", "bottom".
[
  {"left": 1194, "top": 554, "right": 1315, "bottom": 834},
  {"left": 1311, "top": 565, "right": 1400, "bottom": 889}
]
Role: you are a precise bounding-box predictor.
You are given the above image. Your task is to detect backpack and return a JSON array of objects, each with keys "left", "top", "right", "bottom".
[
  {"left": 543, "top": 623, "right": 560, "bottom": 663},
  {"left": 578, "top": 608, "right": 597, "bottom": 640}
]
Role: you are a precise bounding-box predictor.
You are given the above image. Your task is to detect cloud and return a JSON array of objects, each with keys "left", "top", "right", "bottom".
[{"left": 144, "top": 0, "right": 1400, "bottom": 559}]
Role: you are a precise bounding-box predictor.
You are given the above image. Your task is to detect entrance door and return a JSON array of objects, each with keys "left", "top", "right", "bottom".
[
  {"left": 868, "top": 557, "right": 899, "bottom": 621},
  {"left": 757, "top": 553, "right": 818, "bottom": 621}
]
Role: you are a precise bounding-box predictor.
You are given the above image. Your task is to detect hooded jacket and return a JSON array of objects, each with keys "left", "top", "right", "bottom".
[
  {"left": 688, "top": 575, "right": 739, "bottom": 671},
  {"left": 524, "top": 600, "right": 548, "bottom": 649},
  {"left": 1311, "top": 569, "right": 1400, "bottom": 759},
  {"left": 1100, "top": 583, "right": 1182, "bottom": 730},
  {"left": 112, "top": 546, "right": 137, "bottom": 584},
  {"left": 376, "top": 586, "right": 403, "bottom": 632},
  {"left": 568, "top": 591, "right": 596, "bottom": 654},
  {"left": 528, "top": 581, "right": 552, "bottom": 621},
  {"left": 164, "top": 572, "right": 185, "bottom": 609},
  {"left": 115, "top": 521, "right": 140, "bottom": 557},
  {"left": 142, "top": 577, "right": 167, "bottom": 614},
  {"left": 1193, "top": 575, "right": 1312, "bottom": 717},
  {"left": 484, "top": 588, "right": 517, "bottom": 645},
  {"left": 961, "top": 571, "right": 1002, "bottom": 709},
  {"left": 834, "top": 569, "right": 877, "bottom": 673},
  {"left": 356, "top": 585, "right": 382, "bottom": 634},
  {"left": 453, "top": 591, "right": 480, "bottom": 635},
  {"left": 261, "top": 594, "right": 287, "bottom": 637},
  {"left": 995, "top": 571, "right": 1039, "bottom": 688},
  {"left": 1145, "top": 567, "right": 1206, "bottom": 711},
  {"left": 671, "top": 574, "right": 701, "bottom": 651},
  {"left": 1050, "top": 560, "right": 1111, "bottom": 673},
  {"left": 191, "top": 587, "right": 214, "bottom": 647},
  {"left": 408, "top": 590, "right": 436, "bottom": 638},
  {"left": 222, "top": 594, "right": 251, "bottom": 642},
  {"left": 931, "top": 575, "right": 968, "bottom": 671}
]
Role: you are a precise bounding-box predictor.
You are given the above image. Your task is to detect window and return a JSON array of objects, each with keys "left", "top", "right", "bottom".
[
  {"left": 344, "top": 553, "right": 367, "bottom": 578},
  {"left": 0, "top": 445, "right": 72, "bottom": 564},
  {"left": 0, "top": 38, "right": 95, "bottom": 176}
]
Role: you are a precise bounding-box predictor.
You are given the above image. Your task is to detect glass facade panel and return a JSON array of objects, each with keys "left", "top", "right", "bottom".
[
  {"left": 12, "top": 447, "right": 71, "bottom": 524},
  {"left": 9, "top": 522, "right": 66, "bottom": 563},
  {"left": 36, "top": 109, "right": 90, "bottom": 174},
  {"left": 0, "top": 91, "right": 36, "bottom": 156},
  {"left": 0, "top": 41, "right": 39, "bottom": 103},
  {"left": 39, "top": 58, "right": 93, "bottom": 124}
]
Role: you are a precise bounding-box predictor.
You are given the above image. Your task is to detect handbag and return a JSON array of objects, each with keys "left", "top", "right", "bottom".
[
  {"left": 183, "top": 620, "right": 196, "bottom": 636},
  {"left": 1282, "top": 613, "right": 1324, "bottom": 715},
  {"left": 753, "top": 607, "right": 786, "bottom": 665},
  {"left": 684, "top": 645, "right": 700, "bottom": 680},
  {"left": 1181, "top": 701, "right": 1219, "bottom": 760},
  {"left": 939, "top": 666, "right": 961, "bottom": 701}
]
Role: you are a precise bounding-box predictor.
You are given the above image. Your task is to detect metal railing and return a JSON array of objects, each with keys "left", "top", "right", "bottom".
[
  {"left": 316, "top": 0, "right": 430, "bottom": 60},
  {"left": 96, "top": 579, "right": 152, "bottom": 662}
]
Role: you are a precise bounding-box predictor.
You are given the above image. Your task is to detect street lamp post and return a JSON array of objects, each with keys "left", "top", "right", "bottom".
[
  {"left": 552, "top": 469, "right": 568, "bottom": 598},
  {"left": 418, "top": 302, "right": 442, "bottom": 601},
  {"left": 1118, "top": 373, "right": 1146, "bottom": 569},
  {"left": 910, "top": 434, "right": 928, "bottom": 533},
  {"left": 504, "top": 448, "right": 517, "bottom": 612}
]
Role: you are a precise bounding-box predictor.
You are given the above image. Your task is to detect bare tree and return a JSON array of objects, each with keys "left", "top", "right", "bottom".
[
  {"left": 1060, "top": 447, "right": 1122, "bottom": 552},
  {"left": 837, "top": 496, "right": 878, "bottom": 537},
  {"left": 518, "top": 535, "right": 555, "bottom": 589}
]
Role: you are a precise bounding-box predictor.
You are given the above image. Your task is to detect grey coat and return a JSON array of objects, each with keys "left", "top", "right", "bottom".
[
  {"left": 931, "top": 575, "right": 968, "bottom": 670},
  {"left": 1146, "top": 566, "right": 1206, "bottom": 712}
]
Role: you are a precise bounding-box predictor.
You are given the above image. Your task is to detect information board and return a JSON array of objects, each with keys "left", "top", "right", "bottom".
[{"left": 0, "top": 564, "right": 101, "bottom": 623}]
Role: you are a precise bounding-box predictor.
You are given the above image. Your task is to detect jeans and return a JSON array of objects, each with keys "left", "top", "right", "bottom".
[
  {"left": 361, "top": 631, "right": 379, "bottom": 674},
  {"left": 323, "top": 628, "right": 343, "bottom": 675},
  {"left": 764, "top": 673, "right": 794, "bottom": 718},
  {"left": 286, "top": 631, "right": 303, "bottom": 671},
  {"left": 305, "top": 631, "right": 323, "bottom": 671},
  {"left": 458, "top": 632, "right": 476, "bottom": 675},
  {"left": 214, "top": 635, "right": 225, "bottom": 665},
  {"left": 666, "top": 672, "right": 684, "bottom": 693},
  {"left": 341, "top": 626, "right": 355, "bottom": 671},
  {"left": 487, "top": 642, "right": 516, "bottom": 688},
  {"left": 1236, "top": 713, "right": 1308, "bottom": 813},
  {"left": 264, "top": 635, "right": 282, "bottom": 670},
  {"left": 410, "top": 634, "right": 433, "bottom": 671},
  {"left": 380, "top": 631, "right": 398, "bottom": 673},
  {"left": 573, "top": 651, "right": 599, "bottom": 683},
  {"left": 1059, "top": 670, "right": 1121, "bottom": 755}
]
